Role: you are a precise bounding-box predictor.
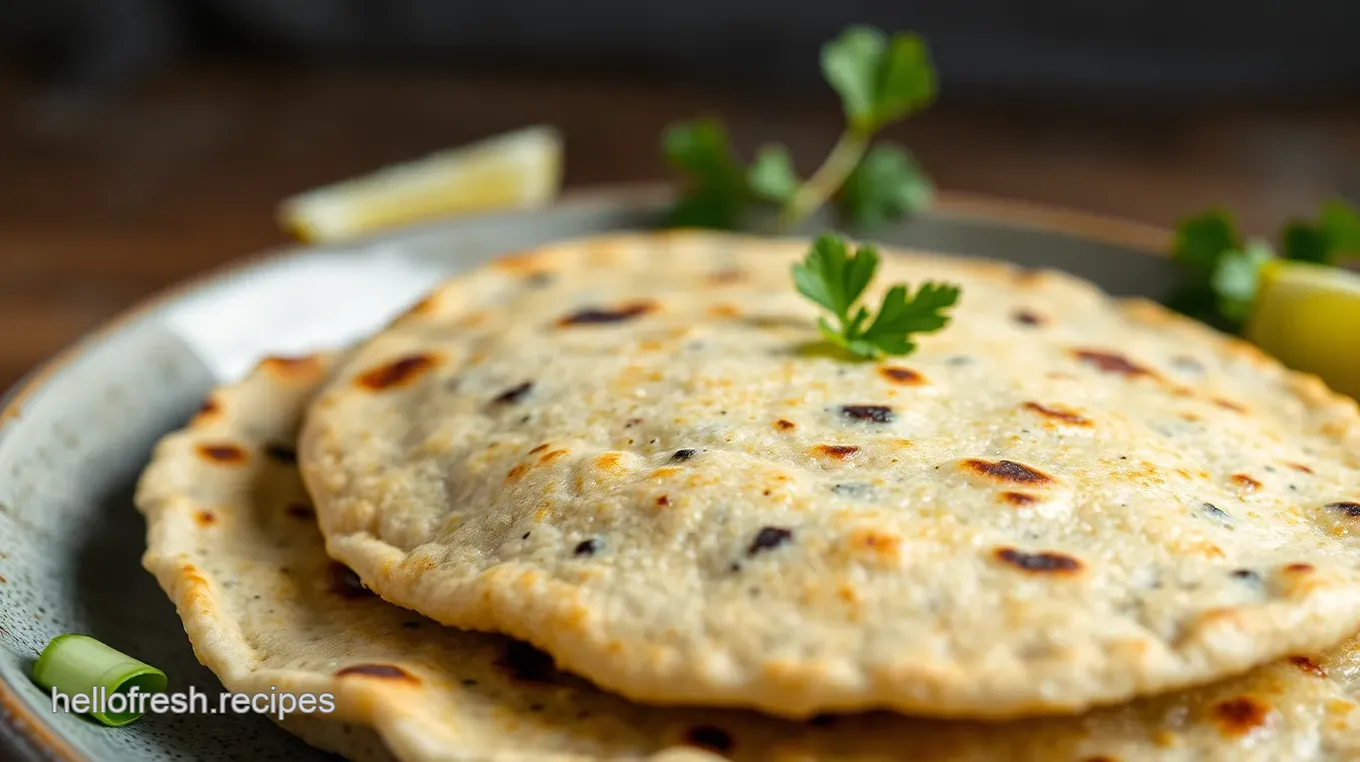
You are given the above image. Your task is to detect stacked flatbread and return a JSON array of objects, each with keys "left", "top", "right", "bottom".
[{"left": 136, "top": 231, "right": 1360, "bottom": 761}]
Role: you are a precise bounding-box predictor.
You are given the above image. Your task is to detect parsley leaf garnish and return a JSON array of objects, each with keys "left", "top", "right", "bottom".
[
  {"left": 1282, "top": 199, "right": 1360, "bottom": 264},
  {"left": 663, "top": 118, "right": 749, "bottom": 229},
  {"left": 1163, "top": 209, "right": 1248, "bottom": 331},
  {"left": 822, "top": 26, "right": 936, "bottom": 134},
  {"left": 793, "top": 234, "right": 960, "bottom": 359},
  {"left": 1174, "top": 209, "right": 1241, "bottom": 274},
  {"left": 1210, "top": 240, "right": 1275, "bottom": 325},
  {"left": 662, "top": 25, "right": 937, "bottom": 231},
  {"left": 1163, "top": 199, "right": 1360, "bottom": 332},
  {"left": 747, "top": 144, "right": 800, "bottom": 204},
  {"left": 793, "top": 234, "right": 880, "bottom": 318},
  {"left": 839, "top": 143, "right": 934, "bottom": 226},
  {"left": 1321, "top": 200, "right": 1360, "bottom": 259},
  {"left": 1280, "top": 221, "right": 1331, "bottom": 264}
]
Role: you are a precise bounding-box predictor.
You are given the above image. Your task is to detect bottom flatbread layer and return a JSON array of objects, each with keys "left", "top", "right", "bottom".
[{"left": 134, "top": 353, "right": 1360, "bottom": 762}]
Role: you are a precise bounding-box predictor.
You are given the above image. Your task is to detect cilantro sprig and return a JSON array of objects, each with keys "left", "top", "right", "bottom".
[
  {"left": 1164, "top": 199, "right": 1360, "bottom": 332},
  {"left": 793, "top": 234, "right": 960, "bottom": 359},
  {"left": 664, "top": 26, "right": 937, "bottom": 231}
]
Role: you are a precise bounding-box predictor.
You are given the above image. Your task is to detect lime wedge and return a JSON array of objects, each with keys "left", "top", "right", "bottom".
[
  {"left": 278, "top": 125, "right": 564, "bottom": 242},
  {"left": 1245, "top": 259, "right": 1360, "bottom": 399}
]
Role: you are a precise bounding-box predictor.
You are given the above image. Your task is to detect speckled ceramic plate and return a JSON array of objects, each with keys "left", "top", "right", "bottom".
[{"left": 0, "top": 188, "right": 1177, "bottom": 762}]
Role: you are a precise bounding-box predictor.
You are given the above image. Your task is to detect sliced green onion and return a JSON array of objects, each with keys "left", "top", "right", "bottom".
[{"left": 32, "top": 634, "right": 167, "bottom": 727}]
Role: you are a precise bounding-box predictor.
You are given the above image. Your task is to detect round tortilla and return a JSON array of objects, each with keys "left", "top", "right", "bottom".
[
  {"left": 137, "top": 352, "right": 1360, "bottom": 761},
  {"left": 299, "top": 230, "right": 1360, "bottom": 718}
]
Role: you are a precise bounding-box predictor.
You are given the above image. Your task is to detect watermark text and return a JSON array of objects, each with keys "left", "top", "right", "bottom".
[{"left": 51, "top": 685, "right": 335, "bottom": 720}]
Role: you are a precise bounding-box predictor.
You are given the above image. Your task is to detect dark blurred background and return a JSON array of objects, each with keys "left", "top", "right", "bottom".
[{"left": 2, "top": 1, "right": 1359, "bottom": 388}]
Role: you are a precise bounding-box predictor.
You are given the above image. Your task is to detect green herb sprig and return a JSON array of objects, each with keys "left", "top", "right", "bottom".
[
  {"left": 793, "top": 234, "right": 960, "bottom": 359},
  {"left": 665, "top": 26, "right": 937, "bottom": 232},
  {"left": 1164, "top": 199, "right": 1360, "bottom": 331}
]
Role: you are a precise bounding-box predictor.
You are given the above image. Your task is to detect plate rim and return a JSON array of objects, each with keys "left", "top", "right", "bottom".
[{"left": 0, "top": 185, "right": 1171, "bottom": 762}]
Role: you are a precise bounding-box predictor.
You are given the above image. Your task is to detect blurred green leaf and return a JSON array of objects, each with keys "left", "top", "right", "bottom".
[
  {"left": 838, "top": 143, "right": 933, "bottom": 226},
  {"left": 662, "top": 118, "right": 748, "bottom": 229},
  {"left": 1172, "top": 210, "right": 1241, "bottom": 274},
  {"left": 1321, "top": 199, "right": 1360, "bottom": 260},
  {"left": 1281, "top": 221, "right": 1331, "bottom": 264},
  {"left": 747, "top": 144, "right": 799, "bottom": 204},
  {"left": 821, "top": 27, "right": 936, "bottom": 133},
  {"left": 1211, "top": 240, "right": 1276, "bottom": 325}
]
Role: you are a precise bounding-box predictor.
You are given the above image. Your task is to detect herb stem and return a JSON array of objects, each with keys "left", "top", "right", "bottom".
[{"left": 778, "top": 126, "right": 872, "bottom": 230}]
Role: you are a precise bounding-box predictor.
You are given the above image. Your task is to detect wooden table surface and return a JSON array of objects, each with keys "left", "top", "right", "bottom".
[{"left": 3, "top": 63, "right": 1359, "bottom": 391}]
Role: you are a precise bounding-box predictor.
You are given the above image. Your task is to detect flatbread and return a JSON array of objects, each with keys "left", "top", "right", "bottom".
[
  {"left": 277, "top": 717, "right": 398, "bottom": 762},
  {"left": 138, "top": 352, "right": 1360, "bottom": 761},
  {"left": 297, "top": 230, "right": 1360, "bottom": 719}
]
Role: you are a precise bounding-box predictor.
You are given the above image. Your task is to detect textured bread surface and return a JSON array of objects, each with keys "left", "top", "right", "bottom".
[
  {"left": 299, "top": 230, "right": 1360, "bottom": 718},
  {"left": 138, "top": 351, "right": 1360, "bottom": 761}
]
